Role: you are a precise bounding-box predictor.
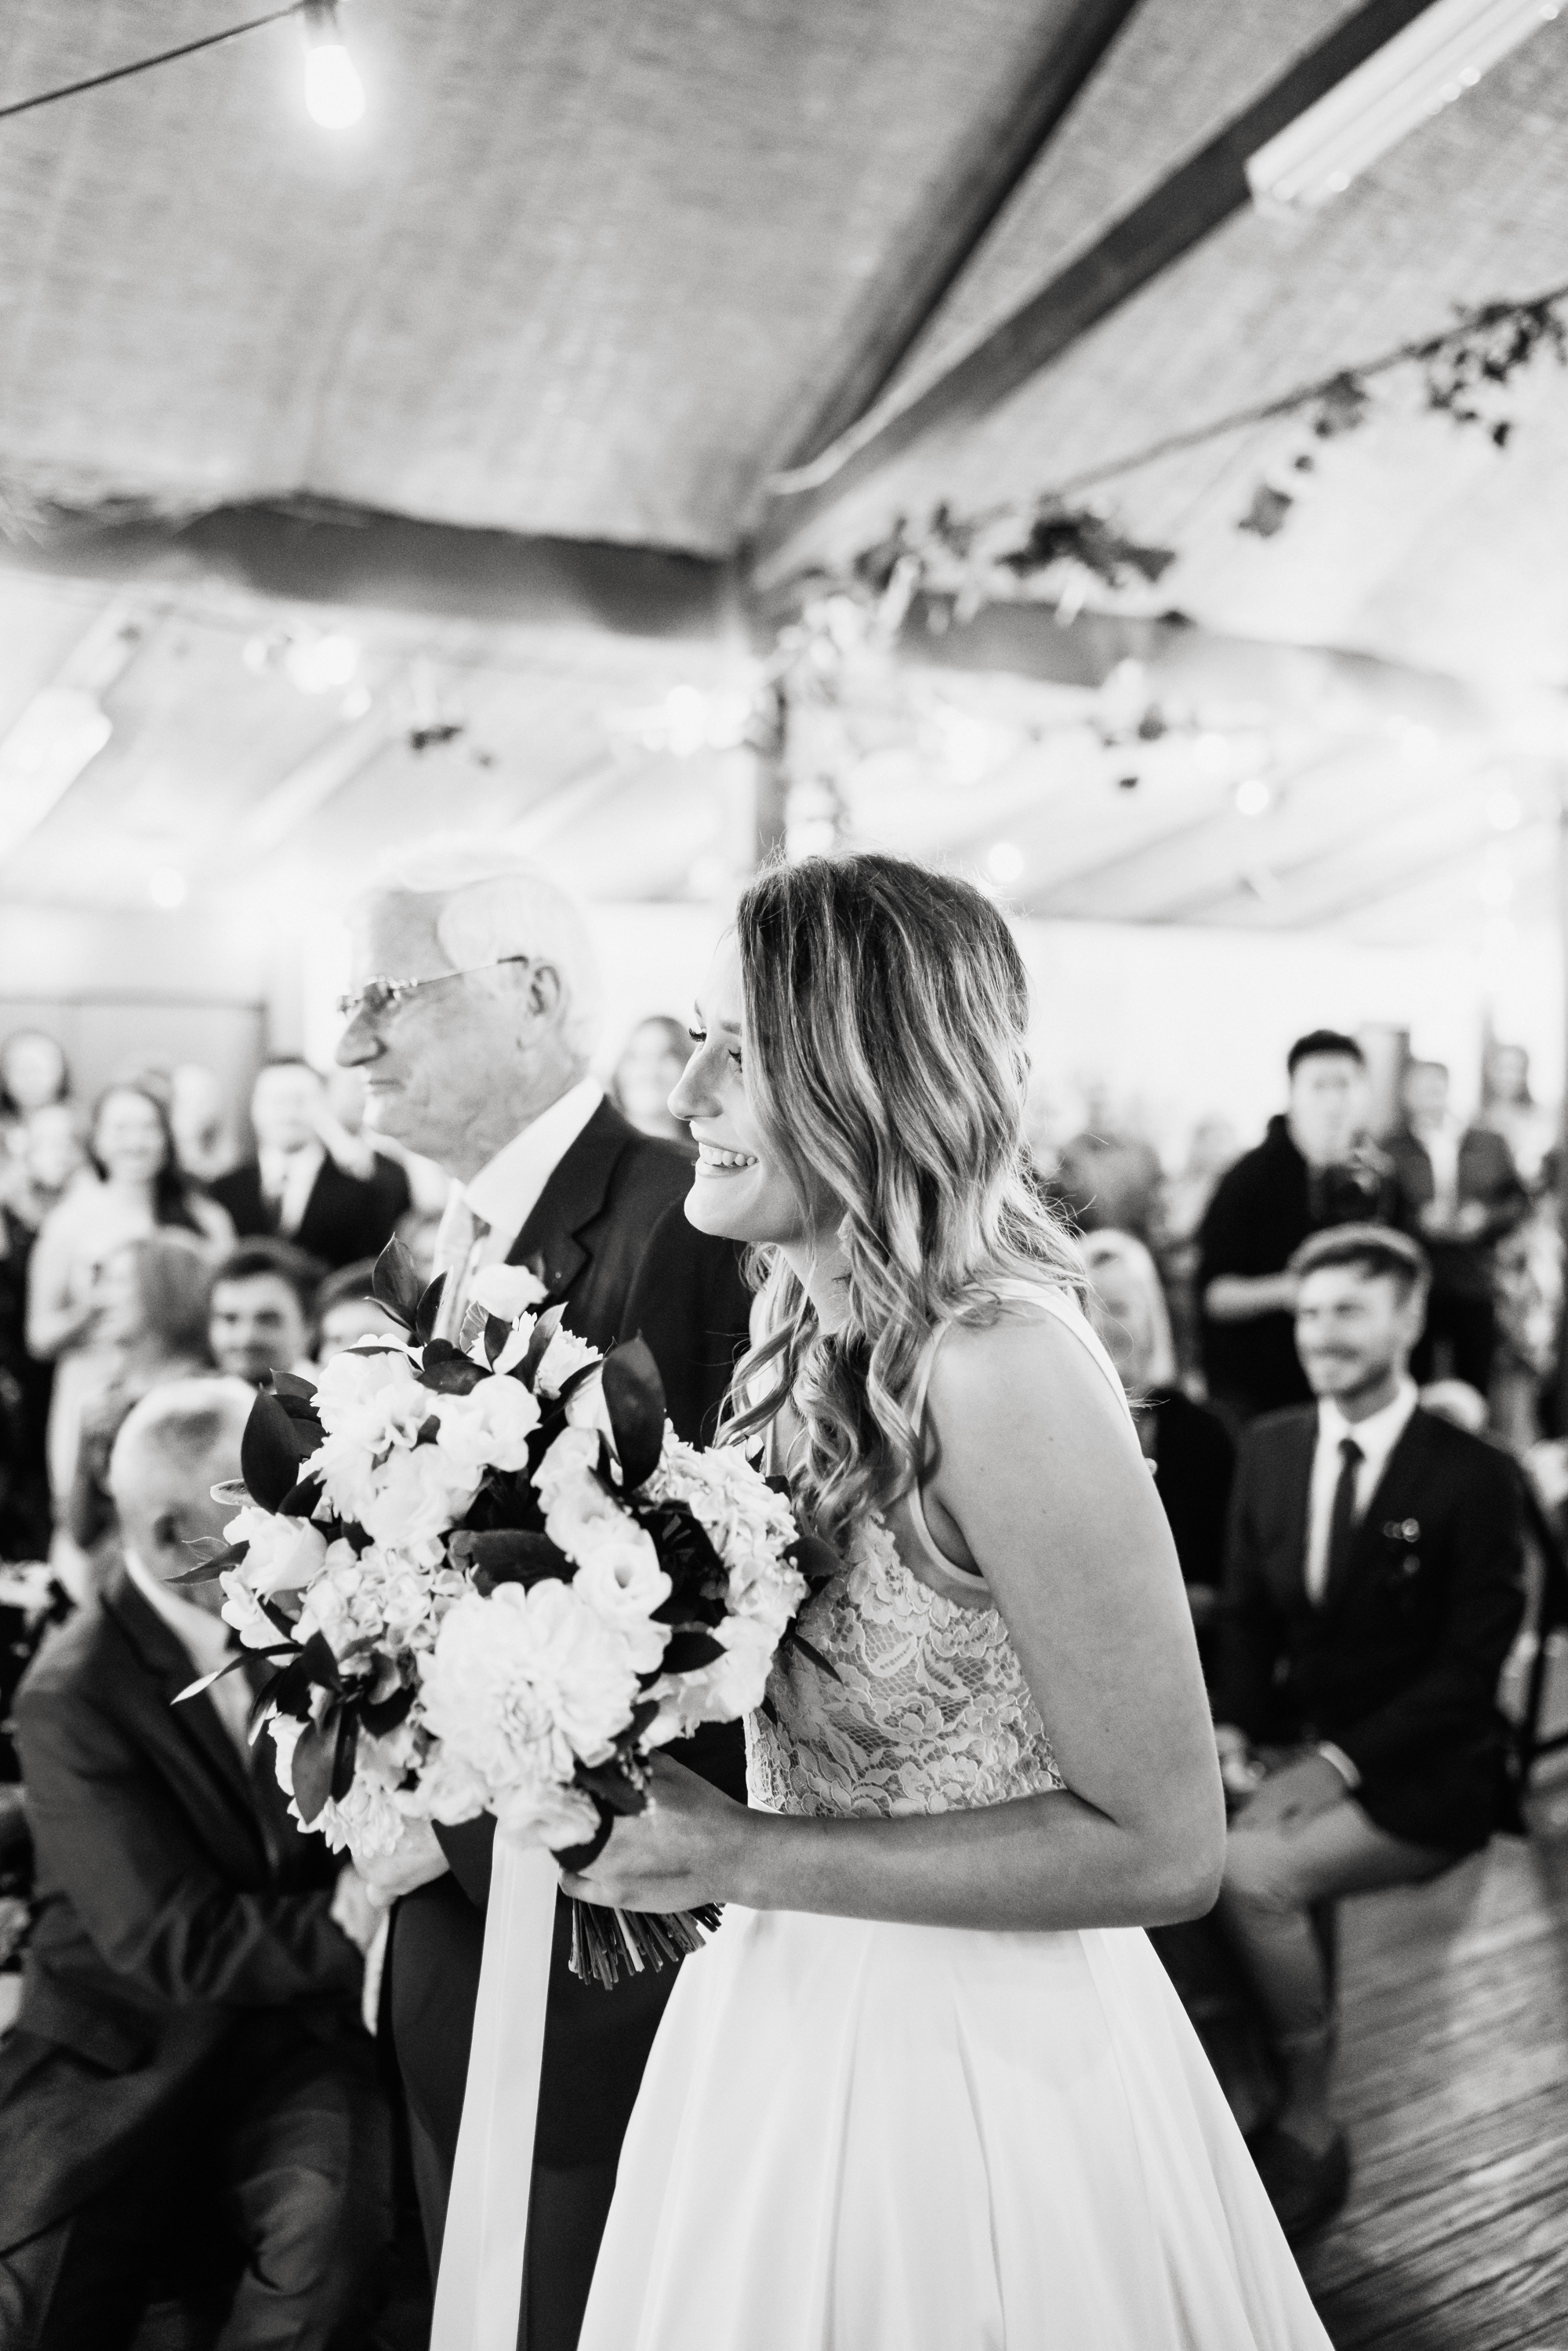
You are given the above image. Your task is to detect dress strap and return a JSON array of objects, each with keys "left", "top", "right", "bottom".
[{"left": 900, "top": 1280, "right": 1134, "bottom": 1595}]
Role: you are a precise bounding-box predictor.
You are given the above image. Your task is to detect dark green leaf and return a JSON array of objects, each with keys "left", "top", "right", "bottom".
[
  {"left": 520, "top": 1303, "right": 564, "bottom": 1388},
  {"left": 659, "top": 1627, "right": 725, "bottom": 1674},
  {"left": 330, "top": 1705, "right": 360, "bottom": 1802},
  {"left": 416, "top": 1340, "right": 488, "bottom": 1396},
  {"left": 361, "top": 1681, "right": 416, "bottom": 1738},
  {"left": 371, "top": 1237, "right": 421, "bottom": 1324},
  {"left": 292, "top": 1709, "right": 338, "bottom": 1825},
  {"left": 451, "top": 1528, "right": 572, "bottom": 1593},
  {"left": 552, "top": 1797, "right": 613, "bottom": 1873},
  {"left": 295, "top": 1630, "right": 343, "bottom": 1692},
  {"left": 172, "top": 1653, "right": 250, "bottom": 1705},
  {"left": 484, "top": 1314, "right": 513, "bottom": 1368},
  {"left": 241, "top": 1390, "right": 307, "bottom": 1513},
  {"left": 169, "top": 1535, "right": 249, "bottom": 1587},
  {"left": 278, "top": 1473, "right": 326, "bottom": 1521},
  {"left": 272, "top": 1369, "right": 320, "bottom": 1405},
  {"left": 602, "top": 1336, "right": 666, "bottom": 1491},
  {"left": 573, "top": 1758, "right": 648, "bottom": 1815},
  {"left": 415, "top": 1271, "right": 447, "bottom": 1344},
  {"left": 788, "top": 1532, "right": 840, "bottom": 1590}
]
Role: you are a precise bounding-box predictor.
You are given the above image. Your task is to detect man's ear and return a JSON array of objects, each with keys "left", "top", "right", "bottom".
[
  {"left": 151, "top": 1505, "right": 185, "bottom": 1557},
  {"left": 525, "top": 962, "right": 564, "bottom": 1027}
]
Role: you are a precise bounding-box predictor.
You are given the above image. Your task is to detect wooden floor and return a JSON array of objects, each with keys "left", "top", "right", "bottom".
[{"left": 1297, "top": 1763, "right": 1568, "bottom": 2350}]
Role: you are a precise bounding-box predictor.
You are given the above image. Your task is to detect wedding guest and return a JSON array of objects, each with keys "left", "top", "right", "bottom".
[
  {"left": 208, "top": 1238, "right": 320, "bottom": 1387},
  {"left": 611, "top": 1015, "right": 694, "bottom": 1143},
  {"left": 1199, "top": 1032, "right": 1399, "bottom": 1426},
  {"left": 1480, "top": 1041, "right": 1556, "bottom": 1190},
  {"left": 312, "top": 1258, "right": 405, "bottom": 1361},
  {"left": 0, "top": 1030, "right": 70, "bottom": 1161},
  {"left": 0, "top": 1113, "right": 88, "bottom": 1557},
  {"left": 64, "top": 1231, "right": 216, "bottom": 1564},
  {"left": 1214, "top": 1224, "right": 1524, "bottom": 2239},
  {"left": 0, "top": 1379, "right": 391, "bottom": 2347},
  {"left": 169, "top": 1061, "right": 232, "bottom": 1185},
  {"left": 1, "top": 1103, "right": 87, "bottom": 1232},
  {"left": 1386, "top": 1059, "right": 1528, "bottom": 1395},
  {"left": 26, "top": 1085, "right": 230, "bottom": 1514},
  {"left": 333, "top": 838, "right": 750, "bottom": 2351},
  {"left": 212, "top": 1058, "right": 412, "bottom": 1272},
  {"left": 1052, "top": 1079, "right": 1163, "bottom": 1241},
  {"left": 1082, "top": 1230, "right": 1235, "bottom": 1671}
]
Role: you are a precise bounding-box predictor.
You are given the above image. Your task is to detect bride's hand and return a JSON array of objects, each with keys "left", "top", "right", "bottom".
[{"left": 558, "top": 1753, "right": 752, "bottom": 1913}]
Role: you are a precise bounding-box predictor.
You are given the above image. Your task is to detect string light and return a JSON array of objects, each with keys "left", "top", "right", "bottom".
[{"left": 301, "top": 2, "right": 365, "bottom": 129}]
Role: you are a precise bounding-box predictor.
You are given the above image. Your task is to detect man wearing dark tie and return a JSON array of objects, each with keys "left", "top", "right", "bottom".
[
  {"left": 1213, "top": 1223, "right": 1524, "bottom": 2240},
  {"left": 212, "top": 1059, "right": 411, "bottom": 1272},
  {"left": 334, "top": 838, "right": 750, "bottom": 2351},
  {"left": 0, "top": 1379, "right": 391, "bottom": 2346}
]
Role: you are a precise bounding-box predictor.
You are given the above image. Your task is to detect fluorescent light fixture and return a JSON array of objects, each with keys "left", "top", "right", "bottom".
[
  {"left": 0, "top": 687, "right": 112, "bottom": 858},
  {"left": 1247, "top": 0, "right": 1560, "bottom": 211}
]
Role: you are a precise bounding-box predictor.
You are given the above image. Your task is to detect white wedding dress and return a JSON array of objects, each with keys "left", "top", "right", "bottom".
[{"left": 579, "top": 1288, "right": 1332, "bottom": 2349}]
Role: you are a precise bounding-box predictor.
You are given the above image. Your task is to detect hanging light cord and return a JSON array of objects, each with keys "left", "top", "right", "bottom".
[{"left": 0, "top": 3, "right": 310, "bottom": 123}]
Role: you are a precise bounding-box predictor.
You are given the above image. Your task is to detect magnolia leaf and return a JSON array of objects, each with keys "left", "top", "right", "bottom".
[
  {"left": 602, "top": 1336, "right": 666, "bottom": 1491},
  {"left": 519, "top": 1303, "right": 564, "bottom": 1388},
  {"left": 361, "top": 1680, "right": 416, "bottom": 1738},
  {"left": 659, "top": 1627, "right": 726, "bottom": 1675},
  {"left": 789, "top": 1532, "right": 840, "bottom": 1590},
  {"left": 241, "top": 1391, "right": 307, "bottom": 1513},
  {"left": 415, "top": 1270, "right": 447, "bottom": 1345},
  {"left": 416, "top": 1339, "right": 488, "bottom": 1397},
  {"left": 295, "top": 1630, "right": 343, "bottom": 1692},
  {"left": 484, "top": 1314, "right": 513, "bottom": 1368},
  {"left": 573, "top": 1757, "right": 648, "bottom": 1815},
  {"left": 452, "top": 1528, "right": 572, "bottom": 1593},
  {"left": 552, "top": 1797, "right": 614, "bottom": 1874},
  {"left": 371, "top": 1237, "right": 421, "bottom": 1325},
  {"left": 211, "top": 1477, "right": 251, "bottom": 1510},
  {"left": 168, "top": 1535, "right": 248, "bottom": 1587},
  {"left": 278, "top": 1472, "right": 326, "bottom": 1521},
  {"left": 292, "top": 1710, "right": 338, "bottom": 1825},
  {"left": 173, "top": 1654, "right": 251, "bottom": 1705},
  {"left": 272, "top": 1368, "right": 320, "bottom": 1404},
  {"left": 330, "top": 1705, "right": 360, "bottom": 1802}
]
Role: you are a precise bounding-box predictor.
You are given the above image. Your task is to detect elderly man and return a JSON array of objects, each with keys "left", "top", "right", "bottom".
[
  {"left": 0, "top": 1379, "right": 392, "bottom": 2348},
  {"left": 336, "top": 839, "right": 750, "bottom": 2351}
]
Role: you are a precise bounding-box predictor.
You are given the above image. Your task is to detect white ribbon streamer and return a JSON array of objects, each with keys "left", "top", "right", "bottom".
[{"left": 430, "top": 1832, "right": 559, "bottom": 2350}]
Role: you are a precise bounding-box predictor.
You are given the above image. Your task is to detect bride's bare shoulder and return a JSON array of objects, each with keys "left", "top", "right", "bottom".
[{"left": 927, "top": 1293, "right": 1131, "bottom": 1451}]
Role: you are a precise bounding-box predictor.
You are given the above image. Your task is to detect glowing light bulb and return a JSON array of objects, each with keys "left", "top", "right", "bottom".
[
  {"left": 148, "top": 867, "right": 188, "bottom": 910},
  {"left": 1235, "top": 777, "right": 1273, "bottom": 817},
  {"left": 985, "top": 841, "right": 1025, "bottom": 884},
  {"left": 302, "top": 5, "right": 365, "bottom": 129}
]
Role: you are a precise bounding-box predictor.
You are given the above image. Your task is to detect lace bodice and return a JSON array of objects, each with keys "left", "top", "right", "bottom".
[{"left": 746, "top": 1514, "right": 1064, "bottom": 1819}]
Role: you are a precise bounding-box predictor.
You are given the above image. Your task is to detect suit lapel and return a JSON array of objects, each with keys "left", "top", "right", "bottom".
[
  {"left": 506, "top": 1099, "right": 635, "bottom": 1301},
  {"left": 1321, "top": 1407, "right": 1432, "bottom": 1616},
  {"left": 102, "top": 1574, "right": 260, "bottom": 1829}
]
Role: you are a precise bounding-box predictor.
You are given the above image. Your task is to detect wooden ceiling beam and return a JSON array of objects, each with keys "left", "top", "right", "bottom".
[
  {"left": 753, "top": 0, "right": 1442, "bottom": 580},
  {"left": 770, "top": 0, "right": 1145, "bottom": 477},
  {"left": 0, "top": 502, "right": 731, "bottom": 641}
]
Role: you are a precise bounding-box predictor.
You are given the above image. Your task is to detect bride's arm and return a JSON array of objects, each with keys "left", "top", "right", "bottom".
[{"left": 566, "top": 1314, "right": 1226, "bottom": 1933}]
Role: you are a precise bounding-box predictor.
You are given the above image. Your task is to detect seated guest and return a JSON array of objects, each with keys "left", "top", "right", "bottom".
[
  {"left": 1214, "top": 1224, "right": 1525, "bottom": 2240},
  {"left": 1082, "top": 1230, "right": 1236, "bottom": 1669},
  {"left": 1051, "top": 1078, "right": 1163, "bottom": 1242},
  {"left": 0, "top": 1379, "right": 391, "bottom": 2347},
  {"left": 1385, "top": 1057, "right": 1529, "bottom": 1396},
  {"left": 212, "top": 1058, "right": 411, "bottom": 1272},
  {"left": 209, "top": 1237, "right": 321, "bottom": 1387},
  {"left": 313, "top": 1258, "right": 405, "bottom": 1362},
  {"left": 64, "top": 1230, "right": 216, "bottom": 1565},
  {"left": 1199, "top": 1031, "right": 1401, "bottom": 1426},
  {"left": 610, "top": 1016, "right": 695, "bottom": 1143}
]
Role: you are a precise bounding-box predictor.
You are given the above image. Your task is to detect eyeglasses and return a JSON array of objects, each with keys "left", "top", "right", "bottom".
[{"left": 336, "top": 956, "right": 531, "bottom": 1023}]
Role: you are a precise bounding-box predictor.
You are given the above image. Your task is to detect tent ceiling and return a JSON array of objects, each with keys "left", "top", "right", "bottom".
[{"left": 0, "top": 0, "right": 1564, "bottom": 941}]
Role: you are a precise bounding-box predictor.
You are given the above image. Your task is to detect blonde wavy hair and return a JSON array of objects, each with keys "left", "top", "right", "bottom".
[{"left": 722, "top": 853, "right": 1082, "bottom": 1546}]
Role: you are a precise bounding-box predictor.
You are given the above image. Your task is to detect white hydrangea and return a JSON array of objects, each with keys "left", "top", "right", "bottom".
[
  {"left": 220, "top": 1568, "right": 278, "bottom": 1652},
  {"left": 535, "top": 1324, "right": 601, "bottom": 1399},
  {"left": 357, "top": 1444, "right": 483, "bottom": 1568},
  {"left": 305, "top": 1343, "right": 432, "bottom": 1521}
]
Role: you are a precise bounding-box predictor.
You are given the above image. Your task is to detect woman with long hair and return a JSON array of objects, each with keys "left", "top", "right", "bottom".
[
  {"left": 26, "top": 1084, "right": 230, "bottom": 1525},
  {"left": 573, "top": 855, "right": 1327, "bottom": 2349}
]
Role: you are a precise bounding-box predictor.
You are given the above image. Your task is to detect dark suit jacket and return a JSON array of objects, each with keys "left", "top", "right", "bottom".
[
  {"left": 210, "top": 1150, "right": 412, "bottom": 1272},
  {"left": 1385, "top": 1124, "right": 1529, "bottom": 1301},
  {"left": 1216, "top": 1404, "right": 1525, "bottom": 1853},
  {"left": 391, "top": 1099, "right": 752, "bottom": 2178},
  {"left": 0, "top": 1571, "right": 361, "bottom": 2253}
]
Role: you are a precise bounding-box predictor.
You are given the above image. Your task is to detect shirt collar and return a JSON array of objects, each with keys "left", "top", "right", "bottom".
[
  {"left": 123, "top": 1545, "right": 233, "bottom": 1677},
  {"left": 1318, "top": 1375, "right": 1419, "bottom": 1470},
  {"left": 455, "top": 1078, "right": 604, "bottom": 1253}
]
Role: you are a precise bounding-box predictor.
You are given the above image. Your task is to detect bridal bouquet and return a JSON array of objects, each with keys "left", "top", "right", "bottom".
[{"left": 177, "top": 1241, "right": 822, "bottom": 1985}]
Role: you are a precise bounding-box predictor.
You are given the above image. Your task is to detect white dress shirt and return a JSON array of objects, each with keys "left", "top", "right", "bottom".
[
  {"left": 1304, "top": 1375, "right": 1419, "bottom": 1606},
  {"left": 1417, "top": 1117, "right": 1462, "bottom": 1226},
  {"left": 123, "top": 1545, "right": 252, "bottom": 1760},
  {"left": 258, "top": 1139, "right": 325, "bottom": 1238},
  {"left": 434, "top": 1077, "right": 604, "bottom": 1330}
]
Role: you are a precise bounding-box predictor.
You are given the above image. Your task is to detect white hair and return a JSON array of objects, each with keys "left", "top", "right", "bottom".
[
  {"left": 369, "top": 836, "right": 602, "bottom": 1067},
  {"left": 108, "top": 1376, "right": 256, "bottom": 1506}
]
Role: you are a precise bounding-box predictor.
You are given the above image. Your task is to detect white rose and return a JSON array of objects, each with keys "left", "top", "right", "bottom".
[
  {"left": 468, "top": 1263, "right": 549, "bottom": 1322},
  {"left": 532, "top": 1426, "right": 601, "bottom": 1512},
  {"left": 535, "top": 1324, "right": 601, "bottom": 1399},
  {"left": 220, "top": 1570, "right": 278, "bottom": 1652},
  {"left": 654, "top": 1612, "right": 778, "bottom": 1735},
  {"left": 311, "top": 1343, "right": 425, "bottom": 1444},
  {"left": 358, "top": 1444, "right": 481, "bottom": 1568},
  {"left": 434, "top": 1374, "right": 542, "bottom": 1473},
  {"left": 572, "top": 1523, "right": 671, "bottom": 1674},
  {"left": 225, "top": 1507, "right": 328, "bottom": 1601},
  {"left": 495, "top": 1780, "right": 601, "bottom": 1851},
  {"left": 543, "top": 1475, "right": 627, "bottom": 1566}
]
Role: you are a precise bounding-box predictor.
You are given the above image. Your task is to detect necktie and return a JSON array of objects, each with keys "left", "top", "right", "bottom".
[
  {"left": 1323, "top": 1434, "right": 1363, "bottom": 1601},
  {"left": 436, "top": 1199, "right": 492, "bottom": 1343}
]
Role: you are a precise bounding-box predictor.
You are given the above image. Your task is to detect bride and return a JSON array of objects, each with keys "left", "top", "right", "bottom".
[{"left": 568, "top": 852, "right": 1330, "bottom": 2349}]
